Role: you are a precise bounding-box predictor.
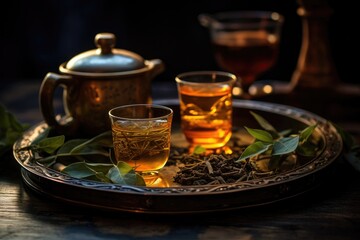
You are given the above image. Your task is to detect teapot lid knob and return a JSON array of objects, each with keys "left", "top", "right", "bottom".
[{"left": 95, "top": 33, "right": 116, "bottom": 54}]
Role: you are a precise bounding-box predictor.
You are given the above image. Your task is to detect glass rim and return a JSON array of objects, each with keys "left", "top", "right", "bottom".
[
  {"left": 175, "top": 71, "right": 237, "bottom": 85},
  {"left": 213, "top": 11, "right": 283, "bottom": 21},
  {"left": 108, "top": 104, "right": 173, "bottom": 121},
  {"left": 200, "top": 11, "right": 284, "bottom": 30}
]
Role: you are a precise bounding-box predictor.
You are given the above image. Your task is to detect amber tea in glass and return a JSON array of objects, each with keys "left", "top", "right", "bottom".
[
  {"left": 199, "top": 11, "right": 283, "bottom": 95},
  {"left": 212, "top": 30, "right": 279, "bottom": 88},
  {"left": 108, "top": 104, "right": 173, "bottom": 176},
  {"left": 175, "top": 71, "right": 236, "bottom": 149}
]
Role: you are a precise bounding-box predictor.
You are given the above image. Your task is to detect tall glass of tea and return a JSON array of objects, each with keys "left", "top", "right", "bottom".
[
  {"left": 199, "top": 11, "right": 284, "bottom": 98},
  {"left": 175, "top": 71, "right": 236, "bottom": 150}
]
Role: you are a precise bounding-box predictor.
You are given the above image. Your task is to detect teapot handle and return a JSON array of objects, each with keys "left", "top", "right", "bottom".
[{"left": 39, "top": 72, "right": 78, "bottom": 135}]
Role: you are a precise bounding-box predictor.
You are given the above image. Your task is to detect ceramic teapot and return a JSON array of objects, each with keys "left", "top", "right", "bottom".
[{"left": 39, "top": 32, "right": 164, "bottom": 137}]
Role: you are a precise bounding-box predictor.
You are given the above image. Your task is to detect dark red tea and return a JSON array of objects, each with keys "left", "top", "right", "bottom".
[{"left": 212, "top": 31, "right": 279, "bottom": 88}]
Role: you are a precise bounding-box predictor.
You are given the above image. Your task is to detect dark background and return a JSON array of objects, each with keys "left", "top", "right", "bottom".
[{"left": 0, "top": 0, "right": 356, "bottom": 85}]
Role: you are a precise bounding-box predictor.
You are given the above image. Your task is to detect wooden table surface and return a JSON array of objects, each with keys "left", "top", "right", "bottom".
[{"left": 1, "top": 80, "right": 360, "bottom": 239}]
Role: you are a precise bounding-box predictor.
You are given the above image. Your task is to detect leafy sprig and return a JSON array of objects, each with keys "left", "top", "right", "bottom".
[
  {"left": 333, "top": 122, "right": 360, "bottom": 172},
  {"left": 19, "top": 130, "right": 145, "bottom": 186},
  {"left": 0, "top": 104, "right": 30, "bottom": 156},
  {"left": 237, "top": 111, "right": 319, "bottom": 171}
]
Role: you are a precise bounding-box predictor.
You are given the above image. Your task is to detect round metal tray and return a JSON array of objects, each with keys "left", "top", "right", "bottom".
[{"left": 13, "top": 99, "right": 343, "bottom": 214}]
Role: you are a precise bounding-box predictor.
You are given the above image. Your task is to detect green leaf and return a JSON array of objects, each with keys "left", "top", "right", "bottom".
[
  {"left": 250, "top": 111, "right": 278, "bottom": 133},
  {"left": 237, "top": 141, "right": 272, "bottom": 161},
  {"left": 106, "top": 161, "right": 146, "bottom": 186},
  {"left": 88, "top": 172, "right": 112, "bottom": 183},
  {"left": 36, "top": 135, "right": 65, "bottom": 154},
  {"left": 90, "top": 131, "right": 113, "bottom": 146},
  {"left": 296, "top": 141, "right": 318, "bottom": 157},
  {"left": 330, "top": 122, "right": 360, "bottom": 173},
  {"left": 8, "top": 112, "right": 28, "bottom": 132},
  {"left": 70, "top": 131, "right": 113, "bottom": 153},
  {"left": 332, "top": 122, "right": 354, "bottom": 152},
  {"left": 114, "top": 161, "right": 133, "bottom": 176},
  {"left": 35, "top": 155, "right": 58, "bottom": 166},
  {"left": 55, "top": 138, "right": 110, "bottom": 158},
  {"left": 62, "top": 162, "right": 97, "bottom": 178},
  {"left": 57, "top": 139, "right": 88, "bottom": 154},
  {"left": 299, "top": 124, "right": 317, "bottom": 143},
  {"left": 0, "top": 104, "right": 29, "bottom": 156},
  {"left": 344, "top": 146, "right": 360, "bottom": 172},
  {"left": 86, "top": 162, "right": 114, "bottom": 174},
  {"left": 0, "top": 104, "right": 11, "bottom": 130},
  {"left": 272, "top": 136, "right": 299, "bottom": 156},
  {"left": 4, "top": 129, "right": 23, "bottom": 145},
  {"left": 245, "top": 127, "right": 273, "bottom": 143},
  {"left": 193, "top": 145, "right": 206, "bottom": 155},
  {"left": 61, "top": 162, "right": 113, "bottom": 179},
  {"left": 71, "top": 144, "right": 110, "bottom": 156}
]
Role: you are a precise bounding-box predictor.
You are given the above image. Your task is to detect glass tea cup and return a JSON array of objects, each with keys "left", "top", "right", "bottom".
[
  {"left": 108, "top": 104, "right": 173, "bottom": 178},
  {"left": 175, "top": 71, "right": 236, "bottom": 149},
  {"left": 199, "top": 11, "right": 284, "bottom": 97}
]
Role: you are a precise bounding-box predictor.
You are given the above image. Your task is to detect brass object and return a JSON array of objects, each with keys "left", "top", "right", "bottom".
[
  {"left": 14, "top": 99, "right": 343, "bottom": 214},
  {"left": 40, "top": 33, "right": 164, "bottom": 137},
  {"left": 290, "top": 0, "right": 340, "bottom": 90}
]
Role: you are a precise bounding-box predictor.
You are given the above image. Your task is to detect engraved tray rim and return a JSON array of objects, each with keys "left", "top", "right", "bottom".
[{"left": 13, "top": 99, "right": 343, "bottom": 214}]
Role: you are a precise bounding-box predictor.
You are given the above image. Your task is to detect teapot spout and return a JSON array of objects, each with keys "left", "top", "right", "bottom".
[{"left": 148, "top": 59, "right": 165, "bottom": 79}]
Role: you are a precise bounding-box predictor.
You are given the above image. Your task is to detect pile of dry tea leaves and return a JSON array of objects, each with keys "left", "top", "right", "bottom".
[{"left": 167, "top": 145, "right": 279, "bottom": 186}]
